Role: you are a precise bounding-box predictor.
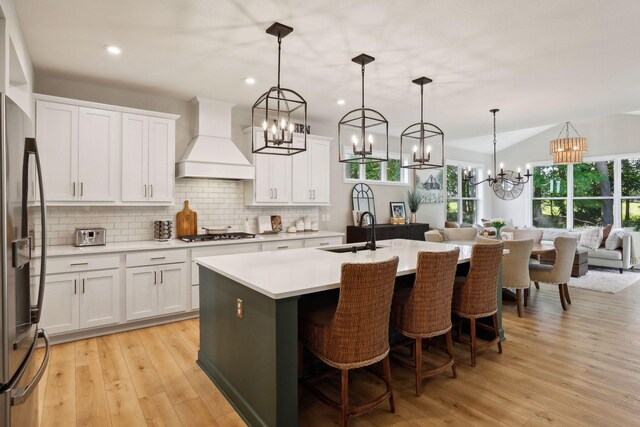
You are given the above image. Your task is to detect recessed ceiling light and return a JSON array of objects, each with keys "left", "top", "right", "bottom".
[
  {"left": 336, "top": 99, "right": 345, "bottom": 105},
  {"left": 105, "top": 45, "right": 122, "bottom": 55},
  {"left": 245, "top": 77, "right": 256, "bottom": 85}
]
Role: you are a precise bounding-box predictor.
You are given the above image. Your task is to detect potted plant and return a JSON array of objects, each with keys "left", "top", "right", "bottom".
[
  {"left": 491, "top": 218, "right": 507, "bottom": 239},
  {"left": 407, "top": 189, "right": 424, "bottom": 224}
]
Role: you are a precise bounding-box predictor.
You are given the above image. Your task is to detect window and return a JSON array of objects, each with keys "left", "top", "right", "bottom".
[
  {"left": 532, "top": 165, "right": 568, "bottom": 228},
  {"left": 343, "top": 150, "right": 409, "bottom": 185},
  {"left": 446, "top": 165, "right": 479, "bottom": 225},
  {"left": 573, "top": 161, "right": 614, "bottom": 228},
  {"left": 621, "top": 158, "right": 640, "bottom": 228},
  {"left": 530, "top": 156, "right": 640, "bottom": 229}
]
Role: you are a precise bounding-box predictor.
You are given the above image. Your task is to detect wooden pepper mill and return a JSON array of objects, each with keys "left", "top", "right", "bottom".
[{"left": 176, "top": 200, "right": 197, "bottom": 238}]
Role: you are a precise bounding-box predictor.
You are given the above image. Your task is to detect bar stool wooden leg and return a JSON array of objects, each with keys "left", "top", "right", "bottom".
[
  {"left": 445, "top": 330, "right": 457, "bottom": 378},
  {"left": 341, "top": 369, "right": 349, "bottom": 427},
  {"left": 415, "top": 337, "right": 422, "bottom": 396},
  {"left": 382, "top": 356, "right": 395, "bottom": 413},
  {"left": 563, "top": 283, "right": 572, "bottom": 304},
  {"left": 524, "top": 288, "right": 529, "bottom": 307},
  {"left": 492, "top": 313, "right": 502, "bottom": 354},
  {"left": 534, "top": 281, "right": 540, "bottom": 289},
  {"left": 470, "top": 318, "right": 477, "bottom": 367}
]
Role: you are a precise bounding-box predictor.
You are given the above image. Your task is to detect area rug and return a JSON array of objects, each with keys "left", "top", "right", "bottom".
[{"left": 567, "top": 269, "right": 640, "bottom": 294}]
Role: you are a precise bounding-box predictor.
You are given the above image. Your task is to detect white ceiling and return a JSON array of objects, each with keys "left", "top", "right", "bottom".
[{"left": 14, "top": 0, "right": 640, "bottom": 151}]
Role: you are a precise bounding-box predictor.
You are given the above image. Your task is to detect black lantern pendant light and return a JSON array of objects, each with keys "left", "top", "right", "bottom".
[
  {"left": 400, "top": 77, "right": 444, "bottom": 169},
  {"left": 251, "top": 22, "right": 307, "bottom": 156},
  {"left": 338, "top": 54, "right": 389, "bottom": 164}
]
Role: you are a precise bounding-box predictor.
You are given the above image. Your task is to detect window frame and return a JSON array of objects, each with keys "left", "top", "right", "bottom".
[
  {"left": 527, "top": 153, "right": 640, "bottom": 229},
  {"left": 342, "top": 148, "right": 411, "bottom": 186},
  {"left": 445, "top": 160, "right": 484, "bottom": 225}
]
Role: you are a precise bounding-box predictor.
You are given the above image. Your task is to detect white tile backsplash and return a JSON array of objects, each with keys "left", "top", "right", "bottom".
[{"left": 32, "top": 178, "right": 319, "bottom": 246}]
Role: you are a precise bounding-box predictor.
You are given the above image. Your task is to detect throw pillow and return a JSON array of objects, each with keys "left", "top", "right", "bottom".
[
  {"left": 579, "top": 227, "right": 603, "bottom": 250},
  {"left": 604, "top": 231, "right": 623, "bottom": 251},
  {"left": 601, "top": 224, "right": 612, "bottom": 247}
]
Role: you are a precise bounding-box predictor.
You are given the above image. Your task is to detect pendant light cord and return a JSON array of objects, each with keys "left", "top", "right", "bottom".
[
  {"left": 492, "top": 110, "right": 497, "bottom": 180},
  {"left": 277, "top": 35, "right": 282, "bottom": 89}
]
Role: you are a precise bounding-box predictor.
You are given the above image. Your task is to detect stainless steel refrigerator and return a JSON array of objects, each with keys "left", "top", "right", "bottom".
[{"left": 0, "top": 94, "right": 49, "bottom": 427}]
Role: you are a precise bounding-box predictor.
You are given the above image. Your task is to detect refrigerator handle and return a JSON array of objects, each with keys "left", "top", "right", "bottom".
[
  {"left": 10, "top": 330, "right": 50, "bottom": 406},
  {"left": 24, "top": 138, "right": 47, "bottom": 324}
]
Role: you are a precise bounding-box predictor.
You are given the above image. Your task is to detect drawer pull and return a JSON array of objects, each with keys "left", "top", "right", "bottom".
[
  {"left": 277, "top": 245, "right": 289, "bottom": 249},
  {"left": 319, "top": 242, "right": 330, "bottom": 246},
  {"left": 70, "top": 262, "right": 89, "bottom": 267},
  {"left": 150, "top": 256, "right": 166, "bottom": 260}
]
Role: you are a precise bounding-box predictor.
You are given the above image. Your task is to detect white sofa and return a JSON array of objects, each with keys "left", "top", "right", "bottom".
[{"left": 537, "top": 228, "right": 633, "bottom": 273}]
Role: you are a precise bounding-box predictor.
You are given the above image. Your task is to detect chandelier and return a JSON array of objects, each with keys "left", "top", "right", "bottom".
[
  {"left": 338, "top": 54, "right": 389, "bottom": 164},
  {"left": 251, "top": 22, "right": 307, "bottom": 156},
  {"left": 400, "top": 77, "right": 444, "bottom": 169},
  {"left": 550, "top": 122, "right": 588, "bottom": 164},
  {"left": 463, "top": 109, "right": 532, "bottom": 187}
]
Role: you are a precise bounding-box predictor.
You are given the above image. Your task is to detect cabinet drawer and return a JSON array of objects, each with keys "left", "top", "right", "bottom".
[
  {"left": 303, "top": 236, "right": 343, "bottom": 248},
  {"left": 261, "top": 240, "right": 304, "bottom": 252},
  {"left": 191, "top": 243, "right": 261, "bottom": 258},
  {"left": 126, "top": 249, "right": 187, "bottom": 267},
  {"left": 45, "top": 254, "right": 120, "bottom": 275}
]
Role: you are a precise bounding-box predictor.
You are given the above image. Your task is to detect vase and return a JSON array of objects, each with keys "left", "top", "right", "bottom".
[
  {"left": 410, "top": 212, "right": 417, "bottom": 224},
  {"left": 495, "top": 227, "right": 502, "bottom": 240}
]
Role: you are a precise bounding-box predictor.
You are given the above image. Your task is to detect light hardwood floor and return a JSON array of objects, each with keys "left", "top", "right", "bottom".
[{"left": 36, "top": 275, "right": 640, "bottom": 426}]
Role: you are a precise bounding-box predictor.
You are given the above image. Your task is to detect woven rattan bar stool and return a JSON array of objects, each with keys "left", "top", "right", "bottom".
[
  {"left": 299, "top": 257, "right": 399, "bottom": 427},
  {"left": 452, "top": 241, "right": 504, "bottom": 367},
  {"left": 390, "top": 249, "right": 460, "bottom": 396}
]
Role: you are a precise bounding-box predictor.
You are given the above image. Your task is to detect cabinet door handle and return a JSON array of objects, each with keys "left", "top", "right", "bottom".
[
  {"left": 73, "top": 182, "right": 76, "bottom": 197},
  {"left": 269, "top": 188, "right": 273, "bottom": 199},
  {"left": 82, "top": 278, "right": 85, "bottom": 294},
  {"left": 144, "top": 185, "right": 147, "bottom": 197},
  {"left": 312, "top": 189, "right": 316, "bottom": 200},
  {"left": 154, "top": 271, "right": 157, "bottom": 285},
  {"left": 80, "top": 182, "right": 84, "bottom": 197},
  {"left": 275, "top": 188, "right": 278, "bottom": 199},
  {"left": 74, "top": 279, "right": 77, "bottom": 294},
  {"left": 160, "top": 270, "right": 164, "bottom": 284},
  {"left": 277, "top": 245, "right": 289, "bottom": 249},
  {"left": 150, "top": 185, "right": 153, "bottom": 198}
]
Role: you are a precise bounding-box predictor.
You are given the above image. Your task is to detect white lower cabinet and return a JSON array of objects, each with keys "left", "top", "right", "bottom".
[
  {"left": 40, "top": 269, "right": 119, "bottom": 335},
  {"left": 125, "top": 263, "right": 187, "bottom": 321}
]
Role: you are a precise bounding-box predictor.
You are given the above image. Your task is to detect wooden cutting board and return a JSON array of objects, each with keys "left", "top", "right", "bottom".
[{"left": 176, "top": 200, "right": 197, "bottom": 238}]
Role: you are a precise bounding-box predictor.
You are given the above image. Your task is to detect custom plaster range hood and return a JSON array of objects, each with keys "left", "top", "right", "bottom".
[{"left": 176, "top": 97, "right": 255, "bottom": 180}]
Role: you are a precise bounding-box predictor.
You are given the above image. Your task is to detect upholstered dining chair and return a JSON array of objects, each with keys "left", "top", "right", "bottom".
[
  {"left": 390, "top": 248, "right": 460, "bottom": 396},
  {"left": 299, "top": 257, "right": 399, "bottom": 427},
  {"left": 529, "top": 236, "right": 578, "bottom": 311},
  {"left": 443, "top": 227, "right": 478, "bottom": 242},
  {"left": 424, "top": 230, "right": 444, "bottom": 242},
  {"left": 513, "top": 229, "right": 543, "bottom": 243},
  {"left": 452, "top": 241, "right": 504, "bottom": 367},
  {"left": 501, "top": 239, "right": 534, "bottom": 317}
]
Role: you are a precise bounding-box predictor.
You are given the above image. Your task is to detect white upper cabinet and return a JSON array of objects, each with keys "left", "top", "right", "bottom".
[
  {"left": 292, "top": 138, "right": 330, "bottom": 204},
  {"left": 34, "top": 95, "right": 178, "bottom": 205},
  {"left": 244, "top": 128, "right": 331, "bottom": 206},
  {"left": 78, "top": 108, "right": 120, "bottom": 201},
  {"left": 122, "top": 114, "right": 175, "bottom": 203},
  {"left": 36, "top": 101, "right": 78, "bottom": 201}
]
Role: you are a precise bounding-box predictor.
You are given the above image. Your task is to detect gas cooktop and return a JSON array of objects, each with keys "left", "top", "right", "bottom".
[{"left": 180, "top": 232, "right": 256, "bottom": 243}]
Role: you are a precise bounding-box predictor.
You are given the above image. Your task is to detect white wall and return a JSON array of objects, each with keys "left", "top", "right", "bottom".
[{"left": 492, "top": 114, "right": 640, "bottom": 226}]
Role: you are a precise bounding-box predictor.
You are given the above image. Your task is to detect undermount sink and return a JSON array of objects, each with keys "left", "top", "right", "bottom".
[{"left": 318, "top": 244, "right": 385, "bottom": 253}]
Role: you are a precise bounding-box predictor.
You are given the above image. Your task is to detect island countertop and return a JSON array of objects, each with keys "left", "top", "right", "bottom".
[{"left": 195, "top": 239, "right": 474, "bottom": 299}]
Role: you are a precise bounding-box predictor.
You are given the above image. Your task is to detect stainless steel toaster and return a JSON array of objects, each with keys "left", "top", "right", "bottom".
[{"left": 74, "top": 228, "right": 107, "bottom": 247}]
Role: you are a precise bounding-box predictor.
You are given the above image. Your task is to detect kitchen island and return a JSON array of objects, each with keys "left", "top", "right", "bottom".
[{"left": 195, "top": 239, "right": 504, "bottom": 427}]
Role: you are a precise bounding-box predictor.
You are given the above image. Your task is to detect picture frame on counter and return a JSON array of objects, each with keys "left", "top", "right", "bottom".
[
  {"left": 390, "top": 202, "right": 407, "bottom": 218},
  {"left": 258, "top": 215, "right": 276, "bottom": 234}
]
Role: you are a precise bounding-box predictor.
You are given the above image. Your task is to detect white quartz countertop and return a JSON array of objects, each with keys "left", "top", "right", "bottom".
[
  {"left": 34, "top": 230, "right": 344, "bottom": 258},
  {"left": 195, "top": 239, "right": 475, "bottom": 300}
]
